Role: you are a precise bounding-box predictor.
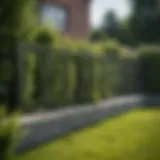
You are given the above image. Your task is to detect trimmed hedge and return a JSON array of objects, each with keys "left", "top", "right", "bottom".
[
  {"left": 50, "top": 51, "right": 76, "bottom": 106},
  {"left": 2, "top": 27, "right": 160, "bottom": 111},
  {"left": 138, "top": 46, "right": 160, "bottom": 94},
  {"left": 74, "top": 54, "right": 102, "bottom": 103},
  {"left": 21, "top": 36, "right": 141, "bottom": 111},
  {"left": 117, "top": 56, "right": 140, "bottom": 95},
  {"left": 22, "top": 52, "right": 36, "bottom": 106}
]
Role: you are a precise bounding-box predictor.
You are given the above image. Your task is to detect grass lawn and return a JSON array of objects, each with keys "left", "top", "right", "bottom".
[{"left": 16, "top": 108, "right": 160, "bottom": 160}]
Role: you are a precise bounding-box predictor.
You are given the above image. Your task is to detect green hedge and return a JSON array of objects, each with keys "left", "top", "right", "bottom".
[
  {"left": 117, "top": 56, "right": 140, "bottom": 95},
  {"left": 74, "top": 54, "right": 102, "bottom": 103},
  {"left": 22, "top": 52, "right": 36, "bottom": 106},
  {"left": 0, "top": 106, "right": 19, "bottom": 160},
  {"left": 21, "top": 37, "right": 141, "bottom": 110},
  {"left": 50, "top": 51, "right": 76, "bottom": 106},
  {"left": 138, "top": 46, "right": 160, "bottom": 94},
  {"left": 5, "top": 27, "right": 160, "bottom": 111}
]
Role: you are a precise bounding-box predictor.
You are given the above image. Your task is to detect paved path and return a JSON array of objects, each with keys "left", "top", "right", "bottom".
[{"left": 16, "top": 94, "right": 160, "bottom": 153}]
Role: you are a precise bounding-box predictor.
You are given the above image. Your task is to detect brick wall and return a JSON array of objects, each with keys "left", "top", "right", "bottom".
[{"left": 42, "top": 0, "right": 91, "bottom": 39}]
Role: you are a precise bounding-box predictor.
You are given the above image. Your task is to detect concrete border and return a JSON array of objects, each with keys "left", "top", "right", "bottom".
[{"left": 16, "top": 94, "right": 160, "bottom": 153}]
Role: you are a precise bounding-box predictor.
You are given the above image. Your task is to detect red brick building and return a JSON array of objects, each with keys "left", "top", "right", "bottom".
[{"left": 38, "top": 0, "right": 91, "bottom": 39}]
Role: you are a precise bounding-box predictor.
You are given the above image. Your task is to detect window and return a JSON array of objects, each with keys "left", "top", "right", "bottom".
[{"left": 40, "top": 3, "right": 67, "bottom": 32}]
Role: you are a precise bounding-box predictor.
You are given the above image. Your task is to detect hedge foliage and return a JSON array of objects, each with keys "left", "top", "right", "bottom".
[
  {"left": 138, "top": 45, "right": 160, "bottom": 94},
  {"left": 0, "top": 106, "right": 19, "bottom": 160},
  {"left": 20, "top": 29, "right": 141, "bottom": 111},
  {"left": 2, "top": 28, "right": 160, "bottom": 111},
  {"left": 0, "top": 0, "right": 37, "bottom": 112}
]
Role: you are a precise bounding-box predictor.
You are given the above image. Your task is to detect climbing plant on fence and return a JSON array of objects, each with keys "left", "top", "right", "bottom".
[
  {"left": 1, "top": 33, "right": 160, "bottom": 113},
  {"left": 17, "top": 41, "right": 143, "bottom": 112}
]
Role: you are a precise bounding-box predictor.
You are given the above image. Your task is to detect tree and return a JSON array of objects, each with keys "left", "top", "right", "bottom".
[
  {"left": 0, "top": 0, "right": 36, "bottom": 39},
  {"left": 0, "top": 0, "right": 36, "bottom": 112},
  {"left": 118, "top": 17, "right": 133, "bottom": 46},
  {"left": 102, "top": 9, "right": 120, "bottom": 39},
  {"left": 98, "top": 9, "right": 133, "bottom": 46},
  {"left": 129, "top": 0, "right": 160, "bottom": 44}
]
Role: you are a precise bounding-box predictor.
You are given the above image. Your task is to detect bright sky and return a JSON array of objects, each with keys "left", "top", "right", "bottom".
[{"left": 91, "top": 0, "right": 131, "bottom": 27}]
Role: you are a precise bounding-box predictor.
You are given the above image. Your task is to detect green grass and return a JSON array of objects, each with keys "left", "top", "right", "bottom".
[{"left": 16, "top": 108, "right": 160, "bottom": 160}]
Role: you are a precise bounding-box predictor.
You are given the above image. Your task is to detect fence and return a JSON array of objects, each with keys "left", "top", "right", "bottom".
[{"left": 0, "top": 42, "right": 141, "bottom": 112}]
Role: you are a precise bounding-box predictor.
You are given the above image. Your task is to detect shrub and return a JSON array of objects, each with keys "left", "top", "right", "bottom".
[
  {"left": 73, "top": 42, "right": 102, "bottom": 103},
  {"left": 26, "top": 30, "right": 78, "bottom": 107},
  {"left": 0, "top": 106, "right": 19, "bottom": 160},
  {"left": 100, "top": 41, "right": 122, "bottom": 97},
  {"left": 117, "top": 56, "right": 140, "bottom": 95},
  {"left": 26, "top": 28, "right": 59, "bottom": 107},
  {"left": 74, "top": 54, "right": 100, "bottom": 103},
  {"left": 138, "top": 45, "right": 160, "bottom": 94},
  {"left": 102, "top": 40, "right": 123, "bottom": 56},
  {"left": 22, "top": 52, "right": 37, "bottom": 107},
  {"left": 20, "top": 29, "right": 147, "bottom": 111},
  {"left": 50, "top": 50, "right": 76, "bottom": 106},
  {"left": 30, "top": 27, "right": 59, "bottom": 45}
]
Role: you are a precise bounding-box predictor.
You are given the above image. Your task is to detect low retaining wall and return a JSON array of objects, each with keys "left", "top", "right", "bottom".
[{"left": 16, "top": 94, "right": 160, "bottom": 153}]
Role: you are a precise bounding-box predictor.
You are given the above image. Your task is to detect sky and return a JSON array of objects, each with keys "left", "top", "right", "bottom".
[{"left": 91, "top": 0, "right": 131, "bottom": 27}]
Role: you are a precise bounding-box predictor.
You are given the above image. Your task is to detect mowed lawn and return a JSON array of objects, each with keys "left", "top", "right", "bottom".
[{"left": 16, "top": 108, "right": 160, "bottom": 160}]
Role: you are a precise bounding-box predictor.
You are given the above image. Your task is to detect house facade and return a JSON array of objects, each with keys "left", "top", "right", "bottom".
[{"left": 38, "top": 0, "right": 91, "bottom": 39}]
